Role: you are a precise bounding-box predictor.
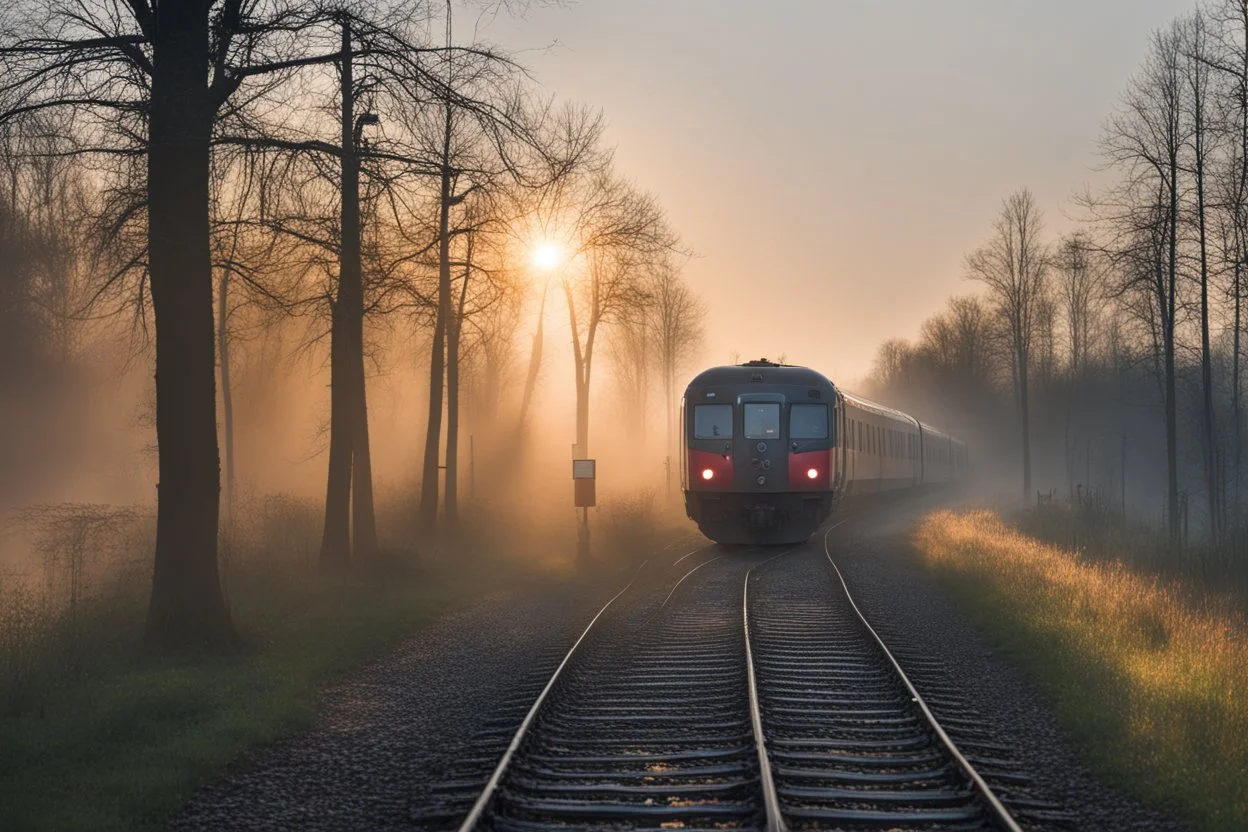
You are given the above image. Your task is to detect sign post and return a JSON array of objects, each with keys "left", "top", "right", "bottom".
[{"left": 572, "top": 459, "right": 596, "bottom": 561}]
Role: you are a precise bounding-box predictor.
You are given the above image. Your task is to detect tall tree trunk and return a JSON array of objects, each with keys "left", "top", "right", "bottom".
[
  {"left": 321, "top": 306, "right": 353, "bottom": 569},
  {"left": 420, "top": 102, "right": 453, "bottom": 533},
  {"left": 563, "top": 281, "right": 595, "bottom": 456},
  {"left": 664, "top": 356, "right": 673, "bottom": 496},
  {"left": 1019, "top": 347, "right": 1032, "bottom": 501},
  {"left": 516, "top": 281, "right": 548, "bottom": 430},
  {"left": 1167, "top": 163, "right": 1181, "bottom": 549},
  {"left": 352, "top": 360, "right": 378, "bottom": 558},
  {"left": 575, "top": 375, "right": 589, "bottom": 456},
  {"left": 1235, "top": 263, "right": 1243, "bottom": 509},
  {"left": 346, "top": 29, "right": 377, "bottom": 561},
  {"left": 445, "top": 234, "right": 472, "bottom": 525},
  {"left": 1194, "top": 61, "right": 1218, "bottom": 538},
  {"left": 320, "top": 20, "right": 360, "bottom": 572},
  {"left": 218, "top": 269, "right": 235, "bottom": 535},
  {"left": 143, "top": 2, "right": 234, "bottom": 649}
]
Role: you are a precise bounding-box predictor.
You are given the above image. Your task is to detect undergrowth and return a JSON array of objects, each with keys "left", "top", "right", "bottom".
[
  {"left": 914, "top": 509, "right": 1248, "bottom": 831},
  {"left": 0, "top": 495, "right": 533, "bottom": 832}
]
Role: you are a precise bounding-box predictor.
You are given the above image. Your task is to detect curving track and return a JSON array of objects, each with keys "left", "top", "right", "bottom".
[{"left": 434, "top": 533, "right": 1029, "bottom": 831}]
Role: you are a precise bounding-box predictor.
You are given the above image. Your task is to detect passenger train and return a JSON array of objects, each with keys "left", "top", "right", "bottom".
[{"left": 682, "top": 360, "right": 968, "bottom": 544}]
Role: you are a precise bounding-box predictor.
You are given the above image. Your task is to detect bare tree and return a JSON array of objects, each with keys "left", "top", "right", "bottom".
[
  {"left": 1209, "top": 0, "right": 1248, "bottom": 507},
  {"left": 0, "top": 0, "right": 464, "bottom": 646},
  {"left": 1183, "top": 10, "right": 1222, "bottom": 536},
  {"left": 870, "top": 339, "right": 912, "bottom": 394},
  {"left": 1053, "top": 233, "right": 1105, "bottom": 377},
  {"left": 652, "top": 263, "right": 704, "bottom": 491},
  {"left": 563, "top": 175, "right": 677, "bottom": 457},
  {"left": 1097, "top": 23, "right": 1187, "bottom": 546},
  {"left": 966, "top": 188, "right": 1049, "bottom": 500}
]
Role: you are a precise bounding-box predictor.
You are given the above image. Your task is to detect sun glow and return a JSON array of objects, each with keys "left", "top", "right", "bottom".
[{"left": 531, "top": 242, "right": 562, "bottom": 272}]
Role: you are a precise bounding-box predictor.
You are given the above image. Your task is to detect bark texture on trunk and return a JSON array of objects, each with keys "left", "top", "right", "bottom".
[
  {"left": 419, "top": 105, "right": 454, "bottom": 534},
  {"left": 445, "top": 235, "right": 473, "bottom": 525},
  {"left": 1194, "top": 73, "right": 1219, "bottom": 538},
  {"left": 1019, "top": 348, "right": 1032, "bottom": 502},
  {"left": 218, "top": 269, "right": 235, "bottom": 535},
  {"left": 320, "top": 20, "right": 361, "bottom": 572},
  {"left": 1167, "top": 158, "right": 1180, "bottom": 548},
  {"left": 143, "top": 1, "right": 234, "bottom": 649}
]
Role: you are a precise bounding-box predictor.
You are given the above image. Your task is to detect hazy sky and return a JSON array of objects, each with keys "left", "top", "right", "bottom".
[{"left": 477, "top": 0, "right": 1194, "bottom": 384}]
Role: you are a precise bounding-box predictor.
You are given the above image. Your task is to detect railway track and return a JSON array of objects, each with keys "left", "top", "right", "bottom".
[{"left": 429, "top": 536, "right": 1028, "bottom": 831}]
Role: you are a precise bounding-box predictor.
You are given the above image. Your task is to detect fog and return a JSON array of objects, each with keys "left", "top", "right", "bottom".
[
  {"left": 474, "top": 0, "right": 1193, "bottom": 380},
  {"left": 0, "top": 0, "right": 1237, "bottom": 607}
]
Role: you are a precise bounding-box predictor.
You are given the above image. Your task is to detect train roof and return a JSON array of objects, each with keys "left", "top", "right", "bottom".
[
  {"left": 839, "top": 388, "right": 920, "bottom": 428},
  {"left": 686, "top": 361, "right": 834, "bottom": 390},
  {"left": 686, "top": 361, "right": 962, "bottom": 445}
]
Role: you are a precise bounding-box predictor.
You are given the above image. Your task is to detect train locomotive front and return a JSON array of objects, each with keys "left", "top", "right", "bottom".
[{"left": 682, "top": 362, "right": 839, "bottom": 545}]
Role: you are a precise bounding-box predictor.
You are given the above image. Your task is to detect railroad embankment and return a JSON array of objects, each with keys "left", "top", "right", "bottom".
[
  {"left": 914, "top": 509, "right": 1247, "bottom": 831},
  {"left": 0, "top": 491, "right": 675, "bottom": 832}
]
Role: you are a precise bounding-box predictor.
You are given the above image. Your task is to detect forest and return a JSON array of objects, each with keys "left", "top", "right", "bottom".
[
  {"left": 867, "top": 0, "right": 1248, "bottom": 588},
  {"left": 0, "top": 0, "right": 705, "bottom": 662}
]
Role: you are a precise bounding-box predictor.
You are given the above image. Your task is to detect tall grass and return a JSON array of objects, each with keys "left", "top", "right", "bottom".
[
  {"left": 915, "top": 510, "right": 1248, "bottom": 830},
  {"left": 0, "top": 494, "right": 518, "bottom": 831},
  {"left": 1022, "top": 494, "right": 1248, "bottom": 597}
]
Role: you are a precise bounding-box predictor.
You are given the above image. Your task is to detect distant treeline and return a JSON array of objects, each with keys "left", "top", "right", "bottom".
[{"left": 869, "top": 1, "right": 1248, "bottom": 556}]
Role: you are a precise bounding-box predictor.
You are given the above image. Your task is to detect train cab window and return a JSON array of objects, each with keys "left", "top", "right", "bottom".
[
  {"left": 743, "top": 403, "right": 781, "bottom": 439},
  {"left": 693, "top": 404, "right": 733, "bottom": 439},
  {"left": 790, "top": 404, "right": 828, "bottom": 440}
]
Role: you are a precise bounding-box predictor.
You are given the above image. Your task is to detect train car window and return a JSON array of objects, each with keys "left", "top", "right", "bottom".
[
  {"left": 790, "top": 403, "right": 828, "bottom": 440},
  {"left": 743, "top": 403, "right": 780, "bottom": 439},
  {"left": 693, "top": 404, "right": 733, "bottom": 439}
]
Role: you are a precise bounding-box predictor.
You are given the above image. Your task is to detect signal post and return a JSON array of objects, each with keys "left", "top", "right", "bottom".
[{"left": 572, "top": 458, "right": 595, "bottom": 562}]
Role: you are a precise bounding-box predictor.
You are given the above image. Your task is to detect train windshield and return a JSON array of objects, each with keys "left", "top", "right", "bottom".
[
  {"left": 743, "top": 403, "right": 780, "bottom": 439},
  {"left": 693, "top": 404, "right": 733, "bottom": 438},
  {"left": 790, "top": 403, "right": 828, "bottom": 440}
]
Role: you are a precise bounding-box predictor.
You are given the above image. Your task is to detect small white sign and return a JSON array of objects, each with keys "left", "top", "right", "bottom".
[{"left": 572, "top": 459, "right": 596, "bottom": 479}]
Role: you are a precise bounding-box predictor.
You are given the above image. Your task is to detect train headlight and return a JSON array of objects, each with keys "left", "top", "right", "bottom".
[
  {"left": 701, "top": 468, "right": 714, "bottom": 481},
  {"left": 807, "top": 468, "right": 819, "bottom": 480}
]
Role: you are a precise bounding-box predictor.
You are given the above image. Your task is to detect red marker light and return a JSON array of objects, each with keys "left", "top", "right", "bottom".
[
  {"left": 807, "top": 468, "right": 819, "bottom": 480},
  {"left": 701, "top": 468, "right": 715, "bottom": 481}
]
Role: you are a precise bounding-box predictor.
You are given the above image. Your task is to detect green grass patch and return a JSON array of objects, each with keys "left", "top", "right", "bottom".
[
  {"left": 913, "top": 510, "right": 1248, "bottom": 831},
  {"left": 0, "top": 564, "right": 497, "bottom": 832}
]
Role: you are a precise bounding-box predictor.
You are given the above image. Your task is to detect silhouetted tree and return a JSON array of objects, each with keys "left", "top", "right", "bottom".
[
  {"left": 1182, "top": 10, "right": 1222, "bottom": 536},
  {"left": 0, "top": 0, "right": 442, "bottom": 647},
  {"left": 1098, "top": 23, "right": 1186, "bottom": 545},
  {"left": 966, "top": 188, "right": 1049, "bottom": 501}
]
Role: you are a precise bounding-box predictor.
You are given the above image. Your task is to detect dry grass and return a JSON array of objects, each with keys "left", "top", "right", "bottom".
[
  {"left": 0, "top": 494, "right": 530, "bottom": 831},
  {"left": 915, "top": 509, "right": 1248, "bottom": 831}
]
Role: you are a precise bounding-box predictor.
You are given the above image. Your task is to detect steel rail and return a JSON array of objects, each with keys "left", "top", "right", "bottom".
[
  {"left": 742, "top": 550, "right": 795, "bottom": 832},
  {"left": 456, "top": 559, "right": 650, "bottom": 831},
  {"left": 821, "top": 527, "right": 1024, "bottom": 832},
  {"left": 671, "top": 542, "right": 715, "bottom": 567},
  {"left": 661, "top": 553, "right": 724, "bottom": 607}
]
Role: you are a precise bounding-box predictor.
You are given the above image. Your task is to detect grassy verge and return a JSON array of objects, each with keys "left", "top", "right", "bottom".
[
  {"left": 913, "top": 509, "right": 1248, "bottom": 830},
  {"left": 0, "top": 560, "right": 507, "bottom": 832}
]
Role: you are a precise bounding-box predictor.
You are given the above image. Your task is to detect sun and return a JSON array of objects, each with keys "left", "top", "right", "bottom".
[{"left": 531, "top": 242, "right": 562, "bottom": 272}]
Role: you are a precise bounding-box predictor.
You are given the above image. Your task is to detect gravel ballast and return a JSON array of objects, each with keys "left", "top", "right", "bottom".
[
  {"left": 829, "top": 497, "right": 1192, "bottom": 832},
  {"left": 175, "top": 501, "right": 1193, "bottom": 831},
  {"left": 173, "top": 572, "right": 615, "bottom": 832}
]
